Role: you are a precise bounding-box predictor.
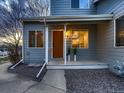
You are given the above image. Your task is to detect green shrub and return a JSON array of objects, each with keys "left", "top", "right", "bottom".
[
  {"left": 67, "top": 48, "right": 71, "bottom": 55},
  {"left": 72, "top": 48, "right": 77, "bottom": 55}
]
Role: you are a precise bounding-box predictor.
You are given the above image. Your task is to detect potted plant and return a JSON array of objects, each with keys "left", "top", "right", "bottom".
[
  {"left": 67, "top": 48, "right": 71, "bottom": 62},
  {"left": 73, "top": 48, "right": 77, "bottom": 62}
]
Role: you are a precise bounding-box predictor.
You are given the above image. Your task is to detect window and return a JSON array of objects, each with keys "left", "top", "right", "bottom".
[
  {"left": 29, "top": 31, "right": 44, "bottom": 48},
  {"left": 116, "top": 16, "right": 124, "bottom": 47},
  {"left": 71, "top": 0, "right": 89, "bottom": 9},
  {"left": 66, "top": 30, "right": 88, "bottom": 48}
]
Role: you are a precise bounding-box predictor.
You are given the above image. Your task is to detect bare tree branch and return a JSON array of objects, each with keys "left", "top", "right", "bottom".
[{"left": 0, "top": 0, "right": 49, "bottom": 63}]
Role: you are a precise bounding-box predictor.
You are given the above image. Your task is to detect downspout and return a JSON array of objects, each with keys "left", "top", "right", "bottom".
[
  {"left": 44, "top": 18, "right": 47, "bottom": 28},
  {"left": 36, "top": 18, "right": 48, "bottom": 78},
  {"left": 44, "top": 17, "right": 48, "bottom": 64}
]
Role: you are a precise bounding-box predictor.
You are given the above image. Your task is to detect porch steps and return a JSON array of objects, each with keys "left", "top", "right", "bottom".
[{"left": 47, "top": 64, "right": 108, "bottom": 69}]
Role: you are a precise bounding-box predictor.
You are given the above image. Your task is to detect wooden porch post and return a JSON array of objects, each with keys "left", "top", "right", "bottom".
[
  {"left": 64, "top": 24, "right": 67, "bottom": 65},
  {"left": 45, "top": 26, "right": 49, "bottom": 64}
]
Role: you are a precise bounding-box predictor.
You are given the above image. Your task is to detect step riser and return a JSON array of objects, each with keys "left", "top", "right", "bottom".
[{"left": 47, "top": 65, "right": 108, "bottom": 70}]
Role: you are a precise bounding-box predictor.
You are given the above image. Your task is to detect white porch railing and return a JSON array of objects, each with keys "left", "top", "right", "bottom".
[
  {"left": 10, "top": 59, "right": 23, "bottom": 69},
  {"left": 36, "top": 61, "right": 47, "bottom": 78}
]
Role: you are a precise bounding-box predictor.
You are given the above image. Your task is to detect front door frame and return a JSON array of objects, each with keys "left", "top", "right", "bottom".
[
  {"left": 51, "top": 30, "right": 64, "bottom": 59},
  {"left": 50, "top": 24, "right": 67, "bottom": 65}
]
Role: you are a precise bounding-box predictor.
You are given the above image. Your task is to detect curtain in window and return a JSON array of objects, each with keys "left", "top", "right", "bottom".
[
  {"left": 29, "top": 31, "right": 44, "bottom": 48},
  {"left": 37, "top": 31, "right": 43, "bottom": 47},
  {"left": 29, "top": 31, "right": 35, "bottom": 47}
]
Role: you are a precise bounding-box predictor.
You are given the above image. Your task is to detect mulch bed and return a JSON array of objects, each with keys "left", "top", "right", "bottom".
[
  {"left": 65, "top": 69, "right": 124, "bottom": 93},
  {"left": 8, "top": 63, "right": 47, "bottom": 82}
]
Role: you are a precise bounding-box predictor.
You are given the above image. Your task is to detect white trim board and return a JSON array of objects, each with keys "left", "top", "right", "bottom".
[{"left": 47, "top": 65, "right": 108, "bottom": 69}]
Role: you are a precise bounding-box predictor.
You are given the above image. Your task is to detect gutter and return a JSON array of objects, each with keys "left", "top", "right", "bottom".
[
  {"left": 36, "top": 18, "right": 47, "bottom": 79},
  {"left": 22, "top": 14, "right": 113, "bottom": 23}
]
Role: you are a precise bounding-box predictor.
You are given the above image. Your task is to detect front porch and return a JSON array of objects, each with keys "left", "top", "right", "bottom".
[
  {"left": 22, "top": 14, "right": 113, "bottom": 69},
  {"left": 46, "top": 23, "right": 109, "bottom": 67},
  {"left": 48, "top": 60, "right": 107, "bottom": 66}
]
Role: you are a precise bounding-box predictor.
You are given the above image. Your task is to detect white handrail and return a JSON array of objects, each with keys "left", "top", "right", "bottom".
[
  {"left": 10, "top": 59, "right": 23, "bottom": 69},
  {"left": 36, "top": 62, "right": 47, "bottom": 78}
]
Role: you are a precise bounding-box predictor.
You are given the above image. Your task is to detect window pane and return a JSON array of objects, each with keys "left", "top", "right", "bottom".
[
  {"left": 72, "top": 31, "right": 88, "bottom": 48},
  {"left": 72, "top": 31, "right": 79, "bottom": 48},
  {"left": 66, "top": 31, "right": 72, "bottom": 48},
  {"left": 80, "top": 0, "right": 89, "bottom": 9},
  {"left": 79, "top": 31, "right": 88, "bottom": 48},
  {"left": 71, "top": 0, "right": 79, "bottom": 8},
  {"left": 116, "top": 19, "right": 124, "bottom": 46},
  {"left": 37, "top": 31, "right": 43, "bottom": 47},
  {"left": 29, "top": 31, "right": 35, "bottom": 47}
]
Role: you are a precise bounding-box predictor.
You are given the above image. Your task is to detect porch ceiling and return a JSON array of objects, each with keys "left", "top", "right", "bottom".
[{"left": 22, "top": 14, "right": 113, "bottom": 23}]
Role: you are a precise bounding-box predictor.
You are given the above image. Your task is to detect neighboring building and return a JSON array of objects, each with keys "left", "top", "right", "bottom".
[{"left": 22, "top": 0, "right": 124, "bottom": 73}]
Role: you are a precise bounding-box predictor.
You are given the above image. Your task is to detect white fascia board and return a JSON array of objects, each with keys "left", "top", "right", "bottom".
[{"left": 22, "top": 14, "right": 113, "bottom": 22}]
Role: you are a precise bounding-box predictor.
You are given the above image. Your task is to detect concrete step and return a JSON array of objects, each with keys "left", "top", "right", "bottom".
[{"left": 47, "top": 64, "right": 108, "bottom": 69}]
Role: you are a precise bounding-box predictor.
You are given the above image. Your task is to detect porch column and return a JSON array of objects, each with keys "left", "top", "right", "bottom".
[
  {"left": 64, "top": 24, "right": 67, "bottom": 65},
  {"left": 45, "top": 26, "right": 48, "bottom": 64},
  {"left": 114, "top": 19, "right": 116, "bottom": 47}
]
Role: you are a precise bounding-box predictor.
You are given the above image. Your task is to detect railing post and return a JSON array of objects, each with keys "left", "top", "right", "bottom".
[{"left": 10, "top": 59, "right": 23, "bottom": 69}]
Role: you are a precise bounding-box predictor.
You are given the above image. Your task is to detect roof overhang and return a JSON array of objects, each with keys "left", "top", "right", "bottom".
[{"left": 22, "top": 14, "right": 113, "bottom": 23}]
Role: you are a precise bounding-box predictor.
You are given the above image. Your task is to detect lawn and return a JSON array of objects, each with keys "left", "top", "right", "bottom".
[{"left": 0, "top": 56, "right": 9, "bottom": 64}]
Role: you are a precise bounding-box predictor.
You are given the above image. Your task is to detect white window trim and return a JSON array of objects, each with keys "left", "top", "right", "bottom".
[
  {"left": 28, "top": 30, "right": 44, "bottom": 49},
  {"left": 114, "top": 17, "right": 124, "bottom": 48},
  {"left": 70, "top": 0, "right": 90, "bottom": 9}
]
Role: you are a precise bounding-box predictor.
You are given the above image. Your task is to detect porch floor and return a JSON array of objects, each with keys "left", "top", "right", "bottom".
[
  {"left": 48, "top": 60, "right": 107, "bottom": 66},
  {"left": 47, "top": 60, "right": 108, "bottom": 69}
]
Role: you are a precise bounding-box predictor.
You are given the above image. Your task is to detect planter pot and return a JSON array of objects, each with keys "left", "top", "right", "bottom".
[
  {"left": 68, "top": 55, "right": 70, "bottom": 62},
  {"left": 74, "top": 55, "right": 76, "bottom": 62}
]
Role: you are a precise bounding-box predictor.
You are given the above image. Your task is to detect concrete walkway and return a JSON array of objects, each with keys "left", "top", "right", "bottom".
[
  {"left": 0, "top": 63, "right": 66, "bottom": 93},
  {"left": 26, "top": 70, "right": 66, "bottom": 93}
]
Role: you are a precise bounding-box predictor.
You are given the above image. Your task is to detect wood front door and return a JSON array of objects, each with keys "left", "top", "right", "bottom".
[{"left": 53, "top": 31, "right": 63, "bottom": 58}]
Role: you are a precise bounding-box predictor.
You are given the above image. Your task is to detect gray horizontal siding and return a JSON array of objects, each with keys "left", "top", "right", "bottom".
[
  {"left": 76, "top": 25, "right": 97, "bottom": 61},
  {"left": 97, "top": 21, "right": 124, "bottom": 72},
  {"left": 23, "top": 23, "right": 45, "bottom": 64},
  {"left": 96, "top": 0, "right": 124, "bottom": 69},
  {"left": 51, "top": 0, "right": 96, "bottom": 16},
  {"left": 97, "top": 0, "right": 124, "bottom": 18}
]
